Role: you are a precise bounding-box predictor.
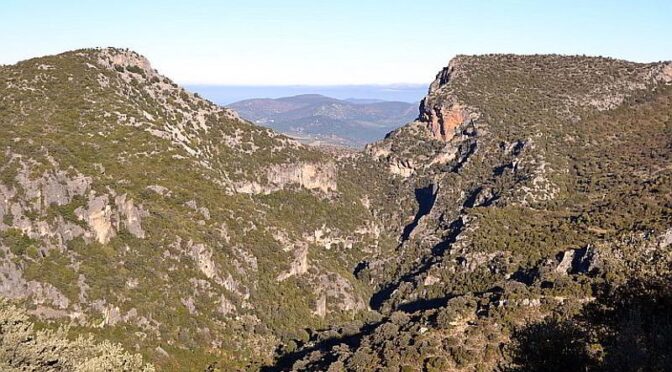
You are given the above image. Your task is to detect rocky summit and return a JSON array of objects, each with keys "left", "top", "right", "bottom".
[{"left": 0, "top": 48, "right": 671, "bottom": 371}]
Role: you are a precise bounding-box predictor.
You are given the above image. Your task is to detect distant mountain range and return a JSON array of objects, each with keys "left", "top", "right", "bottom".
[
  {"left": 186, "top": 84, "right": 428, "bottom": 105},
  {"left": 228, "top": 94, "right": 419, "bottom": 147}
]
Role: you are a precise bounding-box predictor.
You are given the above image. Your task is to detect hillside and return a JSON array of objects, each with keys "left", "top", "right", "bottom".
[
  {"left": 0, "top": 49, "right": 671, "bottom": 371},
  {"left": 0, "top": 48, "right": 407, "bottom": 370},
  {"left": 283, "top": 54, "right": 672, "bottom": 370},
  {"left": 228, "top": 94, "right": 417, "bottom": 147}
]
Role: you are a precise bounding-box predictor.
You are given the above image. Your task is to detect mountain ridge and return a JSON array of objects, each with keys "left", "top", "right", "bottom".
[
  {"left": 228, "top": 94, "right": 418, "bottom": 147},
  {"left": 0, "top": 47, "right": 671, "bottom": 371},
  {"left": 0, "top": 47, "right": 403, "bottom": 369}
]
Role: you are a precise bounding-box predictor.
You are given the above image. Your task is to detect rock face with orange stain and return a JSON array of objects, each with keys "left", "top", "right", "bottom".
[
  {"left": 419, "top": 57, "right": 479, "bottom": 142},
  {"left": 424, "top": 101, "right": 471, "bottom": 141}
]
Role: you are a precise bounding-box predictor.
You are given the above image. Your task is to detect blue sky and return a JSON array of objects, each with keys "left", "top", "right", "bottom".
[{"left": 2, "top": 1, "right": 671, "bottom": 85}]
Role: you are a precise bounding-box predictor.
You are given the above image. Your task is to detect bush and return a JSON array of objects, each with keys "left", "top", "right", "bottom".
[
  {"left": 124, "top": 65, "right": 145, "bottom": 76},
  {"left": 0, "top": 228, "right": 37, "bottom": 256},
  {"left": 0, "top": 299, "right": 155, "bottom": 371}
]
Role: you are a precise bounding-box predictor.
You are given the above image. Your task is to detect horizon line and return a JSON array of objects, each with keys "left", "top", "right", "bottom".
[{"left": 181, "top": 82, "right": 430, "bottom": 87}]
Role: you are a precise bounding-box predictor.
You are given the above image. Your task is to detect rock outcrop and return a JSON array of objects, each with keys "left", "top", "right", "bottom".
[
  {"left": 276, "top": 243, "right": 309, "bottom": 281},
  {"left": 656, "top": 62, "right": 672, "bottom": 83},
  {"left": 76, "top": 193, "right": 147, "bottom": 244},
  {"left": 420, "top": 58, "right": 480, "bottom": 142},
  {"left": 235, "top": 161, "right": 337, "bottom": 194},
  {"left": 78, "top": 195, "right": 116, "bottom": 244},
  {"left": 267, "top": 162, "right": 337, "bottom": 193}
]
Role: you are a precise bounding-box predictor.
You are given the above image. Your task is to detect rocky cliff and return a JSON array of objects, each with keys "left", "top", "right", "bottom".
[{"left": 284, "top": 55, "right": 672, "bottom": 370}]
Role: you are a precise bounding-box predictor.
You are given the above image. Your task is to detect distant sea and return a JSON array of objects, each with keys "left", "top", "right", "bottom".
[{"left": 185, "top": 84, "right": 428, "bottom": 105}]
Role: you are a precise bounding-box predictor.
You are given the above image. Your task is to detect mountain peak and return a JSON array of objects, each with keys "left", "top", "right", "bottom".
[
  {"left": 93, "top": 47, "right": 157, "bottom": 78},
  {"left": 420, "top": 54, "right": 672, "bottom": 143}
]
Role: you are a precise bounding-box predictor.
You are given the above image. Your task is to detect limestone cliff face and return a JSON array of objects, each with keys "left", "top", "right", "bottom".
[
  {"left": 267, "top": 162, "right": 337, "bottom": 193},
  {"left": 658, "top": 63, "right": 672, "bottom": 83},
  {"left": 96, "top": 48, "right": 158, "bottom": 81},
  {"left": 419, "top": 55, "right": 672, "bottom": 142},
  {"left": 419, "top": 57, "right": 480, "bottom": 142},
  {"left": 425, "top": 101, "right": 470, "bottom": 141},
  {"left": 235, "top": 161, "right": 337, "bottom": 194},
  {"left": 364, "top": 56, "right": 485, "bottom": 178},
  {"left": 365, "top": 59, "right": 483, "bottom": 178},
  {"left": 75, "top": 193, "right": 148, "bottom": 244}
]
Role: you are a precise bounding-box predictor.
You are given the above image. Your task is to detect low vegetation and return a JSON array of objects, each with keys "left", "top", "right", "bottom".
[{"left": 0, "top": 49, "right": 670, "bottom": 370}]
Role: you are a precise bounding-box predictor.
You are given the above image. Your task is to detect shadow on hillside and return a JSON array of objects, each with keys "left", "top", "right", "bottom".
[
  {"left": 369, "top": 217, "right": 463, "bottom": 310},
  {"left": 400, "top": 184, "right": 437, "bottom": 241},
  {"left": 507, "top": 275, "right": 672, "bottom": 371},
  {"left": 262, "top": 321, "right": 383, "bottom": 371},
  {"left": 396, "top": 295, "right": 454, "bottom": 313}
]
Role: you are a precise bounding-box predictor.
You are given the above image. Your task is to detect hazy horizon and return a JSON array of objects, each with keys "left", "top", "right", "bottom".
[{"left": 187, "top": 84, "right": 428, "bottom": 105}]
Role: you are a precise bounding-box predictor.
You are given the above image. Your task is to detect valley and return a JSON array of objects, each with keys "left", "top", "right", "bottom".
[
  {"left": 228, "top": 94, "right": 418, "bottom": 148},
  {"left": 0, "top": 48, "right": 670, "bottom": 371}
]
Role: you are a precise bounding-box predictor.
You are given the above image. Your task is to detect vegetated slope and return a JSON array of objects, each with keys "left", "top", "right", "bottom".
[
  {"left": 228, "top": 94, "right": 418, "bottom": 147},
  {"left": 2, "top": 49, "right": 671, "bottom": 372},
  {"left": 276, "top": 55, "right": 672, "bottom": 370},
  {"left": 0, "top": 299, "right": 154, "bottom": 371},
  {"left": 0, "top": 48, "right": 407, "bottom": 370}
]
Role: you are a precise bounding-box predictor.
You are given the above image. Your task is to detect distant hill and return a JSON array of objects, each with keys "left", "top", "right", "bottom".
[
  {"left": 186, "top": 84, "right": 428, "bottom": 105},
  {"left": 343, "top": 98, "right": 386, "bottom": 104},
  {"left": 228, "top": 94, "right": 418, "bottom": 147}
]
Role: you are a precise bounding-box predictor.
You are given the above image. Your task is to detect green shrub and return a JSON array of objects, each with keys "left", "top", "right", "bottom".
[{"left": 0, "top": 228, "right": 37, "bottom": 256}]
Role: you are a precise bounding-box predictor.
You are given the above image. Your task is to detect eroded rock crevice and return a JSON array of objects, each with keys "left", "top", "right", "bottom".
[{"left": 400, "top": 183, "right": 438, "bottom": 242}]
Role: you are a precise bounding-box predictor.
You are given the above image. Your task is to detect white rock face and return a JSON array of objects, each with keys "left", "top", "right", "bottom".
[
  {"left": 388, "top": 159, "right": 415, "bottom": 177},
  {"left": 189, "top": 242, "right": 218, "bottom": 280},
  {"left": 181, "top": 297, "right": 197, "bottom": 315},
  {"left": 0, "top": 260, "right": 70, "bottom": 310},
  {"left": 96, "top": 48, "right": 158, "bottom": 81},
  {"left": 76, "top": 193, "right": 147, "bottom": 244},
  {"left": 79, "top": 195, "right": 116, "bottom": 244},
  {"left": 146, "top": 184, "right": 171, "bottom": 196},
  {"left": 657, "top": 63, "right": 672, "bottom": 84},
  {"left": 659, "top": 228, "right": 672, "bottom": 248},
  {"left": 218, "top": 295, "right": 235, "bottom": 316},
  {"left": 115, "top": 194, "right": 147, "bottom": 239},
  {"left": 0, "top": 161, "right": 93, "bottom": 249},
  {"left": 276, "top": 244, "right": 309, "bottom": 281},
  {"left": 314, "top": 294, "right": 327, "bottom": 318},
  {"left": 312, "top": 273, "right": 366, "bottom": 318},
  {"left": 236, "top": 161, "right": 337, "bottom": 194},
  {"left": 555, "top": 250, "right": 575, "bottom": 274},
  {"left": 268, "top": 162, "right": 337, "bottom": 193},
  {"left": 310, "top": 226, "right": 353, "bottom": 250}
]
